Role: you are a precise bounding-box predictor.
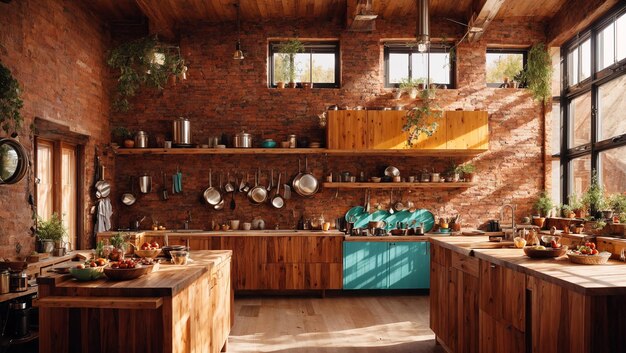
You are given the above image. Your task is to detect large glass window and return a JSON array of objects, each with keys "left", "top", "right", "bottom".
[
  {"left": 568, "top": 92, "right": 592, "bottom": 147},
  {"left": 567, "top": 38, "right": 591, "bottom": 87},
  {"left": 598, "top": 74, "right": 626, "bottom": 140},
  {"left": 268, "top": 41, "right": 339, "bottom": 88},
  {"left": 600, "top": 145, "right": 626, "bottom": 194},
  {"left": 384, "top": 44, "right": 454, "bottom": 87},
  {"left": 569, "top": 155, "right": 592, "bottom": 196},
  {"left": 486, "top": 50, "right": 526, "bottom": 87}
]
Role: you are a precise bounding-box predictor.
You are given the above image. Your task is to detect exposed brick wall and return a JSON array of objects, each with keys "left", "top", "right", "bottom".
[
  {"left": 0, "top": 0, "right": 110, "bottom": 257},
  {"left": 111, "top": 19, "right": 547, "bottom": 232}
]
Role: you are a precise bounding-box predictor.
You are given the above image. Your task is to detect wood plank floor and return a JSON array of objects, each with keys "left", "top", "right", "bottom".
[{"left": 228, "top": 295, "right": 444, "bottom": 353}]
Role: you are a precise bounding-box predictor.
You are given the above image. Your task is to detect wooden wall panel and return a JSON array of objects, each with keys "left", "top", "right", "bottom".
[
  {"left": 446, "top": 111, "right": 489, "bottom": 150},
  {"left": 409, "top": 111, "right": 448, "bottom": 149},
  {"left": 326, "top": 110, "right": 367, "bottom": 150},
  {"left": 367, "top": 110, "right": 407, "bottom": 149}
]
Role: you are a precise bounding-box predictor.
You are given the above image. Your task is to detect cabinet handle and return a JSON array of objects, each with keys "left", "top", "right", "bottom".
[{"left": 490, "top": 264, "right": 496, "bottom": 269}]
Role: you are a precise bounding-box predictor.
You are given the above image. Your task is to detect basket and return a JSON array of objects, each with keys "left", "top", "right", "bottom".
[
  {"left": 133, "top": 248, "right": 161, "bottom": 258},
  {"left": 566, "top": 251, "right": 611, "bottom": 265},
  {"left": 524, "top": 245, "right": 568, "bottom": 259}
]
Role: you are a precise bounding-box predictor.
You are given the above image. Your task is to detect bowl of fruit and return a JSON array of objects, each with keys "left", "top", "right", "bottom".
[
  {"left": 69, "top": 258, "right": 107, "bottom": 281},
  {"left": 134, "top": 240, "right": 161, "bottom": 259},
  {"left": 104, "top": 258, "right": 151, "bottom": 281},
  {"left": 566, "top": 242, "right": 611, "bottom": 265},
  {"left": 523, "top": 239, "right": 568, "bottom": 259}
]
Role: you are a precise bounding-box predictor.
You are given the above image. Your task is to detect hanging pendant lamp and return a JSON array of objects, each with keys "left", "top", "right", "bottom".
[
  {"left": 416, "top": 0, "right": 430, "bottom": 53},
  {"left": 233, "top": 2, "right": 244, "bottom": 60}
]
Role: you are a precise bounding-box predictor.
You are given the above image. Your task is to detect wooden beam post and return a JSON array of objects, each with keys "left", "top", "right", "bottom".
[
  {"left": 134, "top": 0, "right": 176, "bottom": 40},
  {"left": 546, "top": 0, "right": 619, "bottom": 47},
  {"left": 467, "top": 0, "right": 506, "bottom": 43}
]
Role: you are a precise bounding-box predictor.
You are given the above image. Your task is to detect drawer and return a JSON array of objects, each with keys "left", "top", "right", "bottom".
[{"left": 451, "top": 251, "right": 479, "bottom": 277}]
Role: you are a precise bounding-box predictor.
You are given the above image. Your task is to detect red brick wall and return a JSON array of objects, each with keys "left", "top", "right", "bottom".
[
  {"left": 0, "top": 0, "right": 110, "bottom": 257},
  {"left": 111, "top": 19, "right": 547, "bottom": 232}
]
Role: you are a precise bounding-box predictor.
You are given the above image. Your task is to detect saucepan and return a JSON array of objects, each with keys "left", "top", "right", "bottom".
[
  {"left": 139, "top": 174, "right": 152, "bottom": 194},
  {"left": 121, "top": 176, "right": 136, "bottom": 206},
  {"left": 292, "top": 158, "right": 319, "bottom": 197}
]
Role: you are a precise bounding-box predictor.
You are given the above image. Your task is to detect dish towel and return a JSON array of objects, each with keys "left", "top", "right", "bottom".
[{"left": 95, "top": 198, "right": 113, "bottom": 233}]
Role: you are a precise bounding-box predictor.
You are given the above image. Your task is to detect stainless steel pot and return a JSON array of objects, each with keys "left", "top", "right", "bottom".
[
  {"left": 9, "top": 271, "right": 28, "bottom": 292},
  {"left": 234, "top": 131, "right": 252, "bottom": 148},
  {"left": 134, "top": 131, "right": 149, "bottom": 148},
  {"left": 139, "top": 174, "right": 152, "bottom": 194},
  {"left": 173, "top": 117, "right": 192, "bottom": 145}
]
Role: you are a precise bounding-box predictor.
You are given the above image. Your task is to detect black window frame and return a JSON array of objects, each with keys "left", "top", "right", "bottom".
[
  {"left": 383, "top": 43, "right": 456, "bottom": 88},
  {"left": 485, "top": 48, "right": 528, "bottom": 87},
  {"left": 268, "top": 41, "right": 340, "bottom": 89},
  {"left": 558, "top": 2, "right": 626, "bottom": 204}
]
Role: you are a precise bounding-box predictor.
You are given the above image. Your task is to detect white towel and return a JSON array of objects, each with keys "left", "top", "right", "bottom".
[{"left": 95, "top": 198, "right": 113, "bottom": 233}]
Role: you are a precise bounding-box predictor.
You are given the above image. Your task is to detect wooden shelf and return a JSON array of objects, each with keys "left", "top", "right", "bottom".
[
  {"left": 322, "top": 182, "right": 475, "bottom": 189},
  {"left": 114, "top": 147, "right": 486, "bottom": 157}
]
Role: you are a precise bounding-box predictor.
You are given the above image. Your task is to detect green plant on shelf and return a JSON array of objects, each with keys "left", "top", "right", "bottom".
[
  {"left": 36, "top": 213, "right": 68, "bottom": 242},
  {"left": 403, "top": 88, "right": 442, "bottom": 147},
  {"left": 109, "top": 232, "right": 128, "bottom": 250},
  {"left": 582, "top": 171, "right": 606, "bottom": 216},
  {"left": 533, "top": 191, "right": 553, "bottom": 217}
]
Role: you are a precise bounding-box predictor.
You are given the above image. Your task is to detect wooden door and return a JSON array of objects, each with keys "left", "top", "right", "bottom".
[
  {"left": 456, "top": 266, "right": 480, "bottom": 353},
  {"left": 446, "top": 111, "right": 489, "bottom": 150},
  {"left": 343, "top": 242, "right": 389, "bottom": 289},
  {"left": 326, "top": 110, "right": 367, "bottom": 149},
  {"left": 366, "top": 110, "right": 408, "bottom": 149}
]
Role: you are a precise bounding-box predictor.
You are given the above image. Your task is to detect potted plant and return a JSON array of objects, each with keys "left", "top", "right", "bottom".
[
  {"left": 107, "top": 35, "right": 186, "bottom": 112},
  {"left": 518, "top": 43, "right": 552, "bottom": 104},
  {"left": 112, "top": 126, "right": 135, "bottom": 148},
  {"left": 457, "top": 163, "right": 476, "bottom": 182},
  {"left": 403, "top": 88, "right": 442, "bottom": 147},
  {"left": 36, "top": 213, "right": 67, "bottom": 254},
  {"left": 568, "top": 192, "right": 585, "bottom": 218},
  {"left": 533, "top": 192, "right": 553, "bottom": 228},
  {"left": 561, "top": 204, "right": 575, "bottom": 218},
  {"left": 108, "top": 232, "right": 128, "bottom": 261},
  {"left": 277, "top": 40, "right": 304, "bottom": 88},
  {"left": 608, "top": 193, "right": 626, "bottom": 223},
  {"left": 0, "top": 62, "right": 24, "bottom": 136},
  {"left": 399, "top": 78, "right": 424, "bottom": 99},
  {"left": 582, "top": 171, "right": 606, "bottom": 219},
  {"left": 445, "top": 162, "right": 460, "bottom": 182}
]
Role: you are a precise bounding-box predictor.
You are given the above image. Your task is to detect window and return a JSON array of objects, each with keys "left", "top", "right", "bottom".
[
  {"left": 268, "top": 41, "right": 339, "bottom": 88},
  {"left": 486, "top": 49, "right": 526, "bottom": 87},
  {"left": 384, "top": 44, "right": 454, "bottom": 87},
  {"left": 559, "top": 3, "right": 626, "bottom": 203}
]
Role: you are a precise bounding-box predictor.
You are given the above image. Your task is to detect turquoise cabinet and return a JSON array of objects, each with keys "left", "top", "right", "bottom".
[{"left": 343, "top": 241, "right": 430, "bottom": 290}]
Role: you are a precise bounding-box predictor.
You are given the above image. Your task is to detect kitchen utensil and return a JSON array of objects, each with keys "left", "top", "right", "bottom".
[
  {"left": 134, "top": 131, "right": 149, "bottom": 148},
  {"left": 268, "top": 169, "right": 274, "bottom": 192},
  {"left": 161, "top": 171, "right": 169, "bottom": 200},
  {"left": 214, "top": 173, "right": 225, "bottom": 210},
  {"left": 230, "top": 187, "right": 236, "bottom": 210},
  {"left": 161, "top": 245, "right": 188, "bottom": 258},
  {"left": 234, "top": 131, "right": 253, "bottom": 148},
  {"left": 365, "top": 189, "right": 371, "bottom": 213},
  {"left": 248, "top": 169, "right": 268, "bottom": 204},
  {"left": 239, "top": 172, "right": 247, "bottom": 192},
  {"left": 406, "top": 209, "right": 435, "bottom": 232},
  {"left": 524, "top": 246, "right": 568, "bottom": 258},
  {"left": 94, "top": 165, "right": 111, "bottom": 198},
  {"left": 121, "top": 176, "right": 136, "bottom": 206},
  {"left": 104, "top": 264, "right": 153, "bottom": 280},
  {"left": 243, "top": 222, "right": 252, "bottom": 231},
  {"left": 388, "top": 190, "right": 394, "bottom": 214},
  {"left": 203, "top": 169, "right": 222, "bottom": 206},
  {"left": 288, "top": 134, "right": 297, "bottom": 148},
  {"left": 270, "top": 172, "right": 285, "bottom": 209},
  {"left": 368, "top": 220, "right": 387, "bottom": 233},
  {"left": 283, "top": 176, "right": 292, "bottom": 199},
  {"left": 241, "top": 172, "right": 251, "bottom": 193},
  {"left": 173, "top": 117, "right": 192, "bottom": 146},
  {"left": 293, "top": 157, "right": 319, "bottom": 197},
  {"left": 384, "top": 166, "right": 400, "bottom": 177},
  {"left": 225, "top": 172, "right": 235, "bottom": 193},
  {"left": 170, "top": 250, "right": 190, "bottom": 265},
  {"left": 139, "top": 174, "right": 152, "bottom": 194},
  {"left": 177, "top": 166, "right": 183, "bottom": 192},
  {"left": 262, "top": 139, "right": 277, "bottom": 148}
]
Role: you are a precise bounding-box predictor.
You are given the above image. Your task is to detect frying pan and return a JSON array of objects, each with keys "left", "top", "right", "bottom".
[
  {"left": 248, "top": 169, "right": 268, "bottom": 204},
  {"left": 121, "top": 176, "right": 136, "bottom": 206},
  {"left": 270, "top": 172, "right": 284, "bottom": 209},
  {"left": 95, "top": 165, "right": 110, "bottom": 198},
  {"left": 293, "top": 157, "right": 319, "bottom": 197},
  {"left": 203, "top": 169, "right": 222, "bottom": 206}
]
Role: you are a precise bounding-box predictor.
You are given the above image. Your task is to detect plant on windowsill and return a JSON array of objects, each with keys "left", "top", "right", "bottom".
[
  {"left": 277, "top": 40, "right": 304, "bottom": 88},
  {"left": 112, "top": 126, "right": 135, "bottom": 148},
  {"left": 403, "top": 88, "right": 442, "bottom": 147},
  {"left": 399, "top": 77, "right": 425, "bottom": 99},
  {"left": 607, "top": 193, "right": 626, "bottom": 222},
  {"left": 581, "top": 171, "right": 607, "bottom": 219},
  {"left": 533, "top": 191, "right": 553, "bottom": 228},
  {"left": 0, "top": 61, "right": 24, "bottom": 136},
  {"left": 519, "top": 43, "right": 552, "bottom": 104},
  {"left": 36, "top": 213, "right": 68, "bottom": 253},
  {"left": 107, "top": 35, "right": 186, "bottom": 112},
  {"left": 568, "top": 192, "right": 586, "bottom": 218},
  {"left": 561, "top": 204, "right": 575, "bottom": 218}
]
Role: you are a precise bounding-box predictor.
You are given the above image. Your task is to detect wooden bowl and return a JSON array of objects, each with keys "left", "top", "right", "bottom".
[
  {"left": 566, "top": 251, "right": 611, "bottom": 265},
  {"left": 523, "top": 245, "right": 568, "bottom": 258},
  {"left": 134, "top": 248, "right": 161, "bottom": 258},
  {"left": 104, "top": 265, "right": 151, "bottom": 281}
]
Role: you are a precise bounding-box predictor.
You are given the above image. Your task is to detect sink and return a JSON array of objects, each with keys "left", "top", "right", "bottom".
[{"left": 173, "top": 229, "right": 206, "bottom": 233}]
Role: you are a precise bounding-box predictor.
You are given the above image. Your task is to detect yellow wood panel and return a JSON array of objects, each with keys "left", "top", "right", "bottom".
[
  {"left": 367, "top": 111, "right": 407, "bottom": 149},
  {"left": 326, "top": 110, "right": 367, "bottom": 150},
  {"left": 410, "top": 111, "right": 447, "bottom": 149},
  {"left": 446, "top": 111, "right": 489, "bottom": 150}
]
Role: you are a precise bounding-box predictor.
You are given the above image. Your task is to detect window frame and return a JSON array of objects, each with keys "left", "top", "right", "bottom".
[
  {"left": 268, "top": 40, "right": 340, "bottom": 88},
  {"left": 559, "top": 2, "right": 626, "bottom": 203},
  {"left": 485, "top": 48, "right": 528, "bottom": 87},
  {"left": 383, "top": 43, "right": 456, "bottom": 88}
]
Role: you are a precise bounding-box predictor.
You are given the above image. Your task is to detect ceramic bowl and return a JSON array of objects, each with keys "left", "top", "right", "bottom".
[
  {"left": 70, "top": 266, "right": 104, "bottom": 281},
  {"left": 261, "top": 139, "right": 277, "bottom": 148}
]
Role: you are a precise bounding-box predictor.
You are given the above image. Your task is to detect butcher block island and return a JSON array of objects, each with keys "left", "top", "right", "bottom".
[{"left": 34, "top": 250, "right": 232, "bottom": 353}]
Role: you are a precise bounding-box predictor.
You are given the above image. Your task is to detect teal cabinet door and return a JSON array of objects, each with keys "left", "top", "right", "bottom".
[
  {"left": 415, "top": 242, "right": 431, "bottom": 289},
  {"left": 388, "top": 242, "right": 430, "bottom": 289},
  {"left": 343, "top": 242, "right": 389, "bottom": 289}
]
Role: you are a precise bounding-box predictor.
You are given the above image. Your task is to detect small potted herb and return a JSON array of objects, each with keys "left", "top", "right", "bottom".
[
  {"left": 561, "top": 204, "right": 575, "bottom": 218},
  {"left": 458, "top": 163, "right": 476, "bottom": 182},
  {"left": 36, "top": 213, "right": 68, "bottom": 254},
  {"left": 607, "top": 193, "right": 626, "bottom": 222},
  {"left": 108, "top": 232, "right": 128, "bottom": 261},
  {"left": 533, "top": 192, "right": 553, "bottom": 228},
  {"left": 582, "top": 171, "right": 606, "bottom": 219},
  {"left": 277, "top": 40, "right": 304, "bottom": 88},
  {"left": 399, "top": 78, "right": 424, "bottom": 99},
  {"left": 568, "top": 192, "right": 585, "bottom": 218},
  {"left": 112, "top": 126, "right": 134, "bottom": 148},
  {"left": 445, "top": 162, "right": 460, "bottom": 182}
]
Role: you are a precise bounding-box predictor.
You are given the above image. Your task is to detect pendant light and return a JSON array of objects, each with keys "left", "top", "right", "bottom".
[
  {"left": 233, "top": 2, "right": 244, "bottom": 60},
  {"left": 416, "top": 0, "right": 430, "bottom": 53}
]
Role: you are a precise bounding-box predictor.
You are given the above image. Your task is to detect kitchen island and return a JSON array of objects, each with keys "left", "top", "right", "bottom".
[
  {"left": 35, "top": 250, "right": 232, "bottom": 353},
  {"left": 430, "top": 236, "right": 626, "bottom": 353}
]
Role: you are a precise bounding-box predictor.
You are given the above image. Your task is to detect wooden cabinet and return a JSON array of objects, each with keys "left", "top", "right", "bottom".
[
  {"left": 327, "top": 110, "right": 488, "bottom": 151},
  {"left": 210, "top": 258, "right": 232, "bottom": 353},
  {"left": 343, "top": 241, "right": 429, "bottom": 290}
]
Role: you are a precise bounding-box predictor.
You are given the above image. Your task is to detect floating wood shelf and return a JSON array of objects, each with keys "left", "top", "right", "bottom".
[
  {"left": 114, "top": 148, "right": 486, "bottom": 157},
  {"left": 322, "top": 182, "right": 475, "bottom": 189}
]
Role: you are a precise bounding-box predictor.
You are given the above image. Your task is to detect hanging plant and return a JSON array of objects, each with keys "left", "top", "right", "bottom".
[
  {"left": 0, "top": 61, "right": 24, "bottom": 135},
  {"left": 521, "top": 43, "right": 552, "bottom": 103},
  {"left": 107, "top": 35, "right": 185, "bottom": 112},
  {"left": 403, "top": 88, "right": 442, "bottom": 147}
]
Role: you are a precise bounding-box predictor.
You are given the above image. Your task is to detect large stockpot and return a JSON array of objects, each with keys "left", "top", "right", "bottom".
[
  {"left": 172, "top": 117, "right": 192, "bottom": 145},
  {"left": 233, "top": 131, "right": 253, "bottom": 148},
  {"left": 134, "top": 131, "right": 149, "bottom": 148}
]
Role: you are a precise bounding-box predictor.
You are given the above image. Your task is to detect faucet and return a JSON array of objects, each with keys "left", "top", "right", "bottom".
[
  {"left": 183, "top": 211, "right": 192, "bottom": 230},
  {"left": 500, "top": 204, "right": 516, "bottom": 240}
]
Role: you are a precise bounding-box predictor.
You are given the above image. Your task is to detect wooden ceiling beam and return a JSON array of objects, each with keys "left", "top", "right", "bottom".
[
  {"left": 346, "top": 0, "right": 377, "bottom": 32},
  {"left": 467, "top": 0, "right": 505, "bottom": 42},
  {"left": 546, "top": 0, "right": 619, "bottom": 47},
  {"left": 134, "top": 0, "right": 176, "bottom": 40}
]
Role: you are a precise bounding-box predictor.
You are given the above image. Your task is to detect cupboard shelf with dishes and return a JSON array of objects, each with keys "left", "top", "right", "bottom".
[
  {"left": 113, "top": 148, "right": 486, "bottom": 157},
  {"left": 323, "top": 182, "right": 475, "bottom": 189}
]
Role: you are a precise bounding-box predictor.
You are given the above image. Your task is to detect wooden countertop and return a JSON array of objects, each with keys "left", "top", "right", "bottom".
[
  {"left": 343, "top": 234, "right": 450, "bottom": 242},
  {"left": 36, "top": 250, "right": 231, "bottom": 297},
  {"left": 98, "top": 230, "right": 345, "bottom": 237},
  {"left": 432, "top": 237, "right": 626, "bottom": 296}
]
